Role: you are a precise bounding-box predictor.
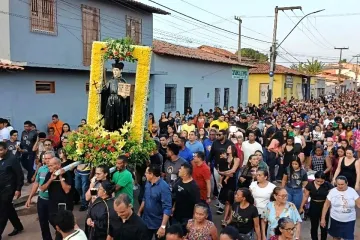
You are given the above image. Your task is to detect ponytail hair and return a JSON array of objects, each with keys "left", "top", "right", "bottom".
[{"left": 270, "top": 186, "right": 284, "bottom": 201}]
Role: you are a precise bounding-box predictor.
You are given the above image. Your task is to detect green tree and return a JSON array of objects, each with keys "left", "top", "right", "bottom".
[
  {"left": 290, "top": 59, "right": 324, "bottom": 75},
  {"left": 237, "top": 48, "right": 268, "bottom": 62}
]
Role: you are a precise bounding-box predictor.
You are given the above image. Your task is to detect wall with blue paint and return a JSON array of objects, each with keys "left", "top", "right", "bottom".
[
  {"left": 151, "top": 55, "right": 249, "bottom": 118},
  {"left": 9, "top": 0, "right": 153, "bottom": 72},
  {"left": 0, "top": 68, "right": 135, "bottom": 132}
]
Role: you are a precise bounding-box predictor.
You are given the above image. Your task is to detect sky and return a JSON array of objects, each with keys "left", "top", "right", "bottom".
[{"left": 140, "top": 0, "right": 360, "bottom": 66}]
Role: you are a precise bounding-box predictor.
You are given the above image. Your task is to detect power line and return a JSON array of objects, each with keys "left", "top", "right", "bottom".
[
  {"left": 177, "top": 0, "right": 272, "bottom": 39},
  {"left": 237, "top": 12, "right": 360, "bottom": 18},
  {"left": 282, "top": 10, "right": 330, "bottom": 50},
  {"left": 300, "top": 10, "right": 335, "bottom": 48},
  {"left": 148, "top": 0, "right": 272, "bottom": 43}
]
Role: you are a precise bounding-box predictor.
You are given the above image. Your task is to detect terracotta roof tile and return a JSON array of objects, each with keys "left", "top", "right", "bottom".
[
  {"left": 249, "top": 63, "right": 306, "bottom": 76},
  {"left": 152, "top": 40, "right": 254, "bottom": 68},
  {"left": 0, "top": 62, "right": 24, "bottom": 70},
  {"left": 108, "top": 0, "right": 170, "bottom": 14}
]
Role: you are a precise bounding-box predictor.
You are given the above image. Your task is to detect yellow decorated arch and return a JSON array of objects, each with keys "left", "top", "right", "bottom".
[{"left": 86, "top": 41, "right": 152, "bottom": 142}]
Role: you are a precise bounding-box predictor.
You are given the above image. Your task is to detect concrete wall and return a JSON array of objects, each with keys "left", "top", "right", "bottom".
[
  {"left": 0, "top": 68, "right": 135, "bottom": 132},
  {"left": 9, "top": 0, "right": 153, "bottom": 72},
  {"left": 0, "top": 0, "right": 11, "bottom": 59},
  {"left": 151, "top": 55, "right": 243, "bottom": 118}
]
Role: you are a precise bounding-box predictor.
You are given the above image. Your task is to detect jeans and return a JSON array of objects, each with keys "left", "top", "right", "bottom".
[
  {"left": 21, "top": 152, "right": 35, "bottom": 183},
  {"left": 267, "top": 151, "right": 277, "bottom": 182},
  {"left": 37, "top": 198, "right": 52, "bottom": 240},
  {"left": 75, "top": 170, "right": 90, "bottom": 207},
  {"left": 286, "top": 187, "right": 303, "bottom": 210}
]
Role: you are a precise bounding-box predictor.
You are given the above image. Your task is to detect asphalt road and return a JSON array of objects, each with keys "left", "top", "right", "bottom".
[{"left": 4, "top": 200, "right": 360, "bottom": 240}]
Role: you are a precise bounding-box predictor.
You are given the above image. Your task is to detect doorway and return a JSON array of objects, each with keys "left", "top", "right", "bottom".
[{"left": 184, "top": 87, "right": 192, "bottom": 113}]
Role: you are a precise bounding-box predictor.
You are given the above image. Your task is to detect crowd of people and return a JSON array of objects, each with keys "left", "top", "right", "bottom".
[{"left": 1, "top": 92, "right": 360, "bottom": 239}]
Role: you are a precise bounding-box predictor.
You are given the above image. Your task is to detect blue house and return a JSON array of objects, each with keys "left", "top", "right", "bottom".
[
  {"left": 150, "top": 41, "right": 253, "bottom": 118},
  {"left": 0, "top": 0, "right": 252, "bottom": 131},
  {"left": 0, "top": 0, "right": 168, "bottom": 130}
]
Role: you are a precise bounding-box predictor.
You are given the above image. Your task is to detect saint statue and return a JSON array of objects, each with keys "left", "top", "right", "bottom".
[{"left": 100, "top": 61, "right": 131, "bottom": 131}]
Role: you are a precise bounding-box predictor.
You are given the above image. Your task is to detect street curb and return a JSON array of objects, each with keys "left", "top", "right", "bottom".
[{"left": 13, "top": 193, "right": 38, "bottom": 209}]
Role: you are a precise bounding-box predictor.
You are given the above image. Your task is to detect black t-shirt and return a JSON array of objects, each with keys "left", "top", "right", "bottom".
[
  {"left": 305, "top": 181, "right": 333, "bottom": 201},
  {"left": 109, "top": 212, "right": 148, "bottom": 240},
  {"left": 173, "top": 180, "right": 200, "bottom": 221},
  {"left": 230, "top": 203, "right": 258, "bottom": 234},
  {"left": 208, "top": 139, "right": 234, "bottom": 167},
  {"left": 43, "top": 171, "right": 73, "bottom": 212}
]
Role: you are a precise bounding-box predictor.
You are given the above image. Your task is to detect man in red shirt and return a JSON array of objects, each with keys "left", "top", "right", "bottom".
[{"left": 192, "top": 151, "right": 212, "bottom": 220}]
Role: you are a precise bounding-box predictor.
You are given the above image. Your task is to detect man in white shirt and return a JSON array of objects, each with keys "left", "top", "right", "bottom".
[
  {"left": 0, "top": 118, "right": 10, "bottom": 142},
  {"left": 242, "top": 132, "right": 263, "bottom": 166},
  {"left": 323, "top": 113, "right": 334, "bottom": 127},
  {"left": 54, "top": 210, "right": 87, "bottom": 240}
]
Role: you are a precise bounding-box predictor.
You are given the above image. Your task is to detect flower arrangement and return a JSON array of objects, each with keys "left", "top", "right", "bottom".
[
  {"left": 64, "top": 122, "right": 156, "bottom": 167},
  {"left": 87, "top": 41, "right": 152, "bottom": 142},
  {"left": 101, "top": 37, "right": 136, "bottom": 63}
]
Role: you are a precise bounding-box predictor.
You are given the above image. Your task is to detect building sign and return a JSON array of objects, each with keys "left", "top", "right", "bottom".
[
  {"left": 285, "top": 75, "right": 293, "bottom": 88},
  {"left": 232, "top": 67, "right": 248, "bottom": 79}
]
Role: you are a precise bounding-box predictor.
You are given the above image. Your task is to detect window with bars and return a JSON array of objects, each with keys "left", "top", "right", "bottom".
[
  {"left": 82, "top": 5, "right": 100, "bottom": 66},
  {"left": 164, "top": 84, "right": 177, "bottom": 112},
  {"left": 30, "top": 0, "right": 57, "bottom": 34},
  {"left": 224, "top": 88, "right": 229, "bottom": 109},
  {"left": 126, "top": 16, "right": 142, "bottom": 45},
  {"left": 35, "top": 81, "right": 55, "bottom": 94},
  {"left": 215, "top": 88, "right": 221, "bottom": 107}
]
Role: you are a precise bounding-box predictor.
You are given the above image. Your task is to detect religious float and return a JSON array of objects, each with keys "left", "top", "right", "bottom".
[{"left": 61, "top": 37, "right": 156, "bottom": 173}]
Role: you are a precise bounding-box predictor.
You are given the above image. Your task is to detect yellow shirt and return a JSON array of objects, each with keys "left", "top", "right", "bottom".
[
  {"left": 182, "top": 124, "right": 196, "bottom": 135},
  {"left": 210, "top": 120, "right": 229, "bottom": 130}
]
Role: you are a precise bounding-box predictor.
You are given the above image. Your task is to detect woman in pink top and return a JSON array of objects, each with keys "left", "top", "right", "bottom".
[{"left": 267, "top": 131, "right": 284, "bottom": 182}]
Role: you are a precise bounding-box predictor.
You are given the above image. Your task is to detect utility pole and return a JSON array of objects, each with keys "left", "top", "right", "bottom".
[
  {"left": 334, "top": 47, "right": 349, "bottom": 93},
  {"left": 353, "top": 54, "right": 360, "bottom": 91},
  {"left": 268, "top": 6, "right": 302, "bottom": 105},
  {"left": 234, "top": 16, "right": 242, "bottom": 62}
]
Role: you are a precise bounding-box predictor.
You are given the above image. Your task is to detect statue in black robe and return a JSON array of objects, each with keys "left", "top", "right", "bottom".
[{"left": 100, "top": 61, "right": 131, "bottom": 131}]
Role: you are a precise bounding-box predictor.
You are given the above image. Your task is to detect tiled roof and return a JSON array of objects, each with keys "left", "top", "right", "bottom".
[
  {"left": 152, "top": 40, "right": 254, "bottom": 68},
  {"left": 198, "top": 45, "right": 258, "bottom": 62},
  {"left": 316, "top": 73, "right": 349, "bottom": 82},
  {"left": 0, "top": 62, "right": 24, "bottom": 70},
  {"left": 108, "top": 0, "right": 170, "bottom": 15},
  {"left": 249, "top": 63, "right": 306, "bottom": 76}
]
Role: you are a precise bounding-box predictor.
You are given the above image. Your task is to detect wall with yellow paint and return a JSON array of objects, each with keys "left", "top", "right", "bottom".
[
  {"left": 248, "top": 74, "right": 304, "bottom": 105},
  {"left": 248, "top": 74, "right": 284, "bottom": 105}
]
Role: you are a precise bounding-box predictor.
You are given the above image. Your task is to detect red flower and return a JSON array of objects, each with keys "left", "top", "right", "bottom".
[
  {"left": 112, "top": 139, "right": 116, "bottom": 144},
  {"left": 105, "top": 135, "right": 110, "bottom": 139},
  {"left": 125, "top": 152, "right": 130, "bottom": 158},
  {"left": 88, "top": 143, "right": 93, "bottom": 148},
  {"left": 85, "top": 153, "right": 90, "bottom": 159},
  {"left": 120, "top": 57, "right": 124, "bottom": 61},
  {"left": 107, "top": 146, "right": 112, "bottom": 150},
  {"left": 95, "top": 146, "right": 100, "bottom": 151},
  {"left": 114, "top": 51, "right": 119, "bottom": 55},
  {"left": 126, "top": 52, "right": 131, "bottom": 56},
  {"left": 110, "top": 147, "right": 115, "bottom": 152},
  {"left": 84, "top": 131, "right": 88, "bottom": 135},
  {"left": 102, "top": 144, "right": 106, "bottom": 148}
]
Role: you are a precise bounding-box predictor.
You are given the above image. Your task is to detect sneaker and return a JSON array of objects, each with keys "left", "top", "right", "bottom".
[
  {"left": 79, "top": 206, "right": 88, "bottom": 212},
  {"left": 216, "top": 207, "right": 224, "bottom": 215},
  {"left": 214, "top": 203, "right": 221, "bottom": 208}
]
